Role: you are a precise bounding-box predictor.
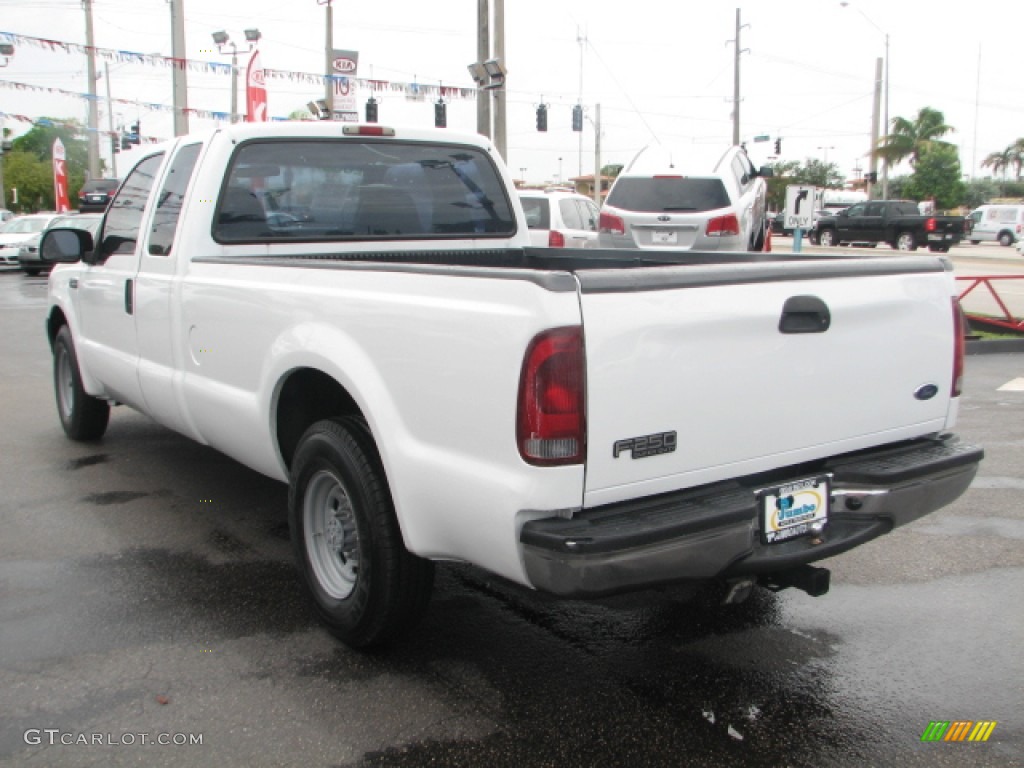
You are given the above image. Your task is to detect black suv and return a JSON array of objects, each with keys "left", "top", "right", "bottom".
[{"left": 78, "top": 178, "right": 120, "bottom": 213}]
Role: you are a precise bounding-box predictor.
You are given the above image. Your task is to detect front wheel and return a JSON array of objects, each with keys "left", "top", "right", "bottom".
[
  {"left": 817, "top": 228, "right": 837, "bottom": 247},
  {"left": 289, "top": 417, "right": 434, "bottom": 648},
  {"left": 895, "top": 232, "right": 917, "bottom": 251},
  {"left": 53, "top": 325, "right": 110, "bottom": 441}
]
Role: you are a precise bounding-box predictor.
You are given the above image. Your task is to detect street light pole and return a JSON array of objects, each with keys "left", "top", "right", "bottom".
[
  {"left": 319, "top": 0, "right": 334, "bottom": 120},
  {"left": 212, "top": 30, "right": 260, "bottom": 123},
  {"left": 841, "top": 2, "right": 889, "bottom": 198}
]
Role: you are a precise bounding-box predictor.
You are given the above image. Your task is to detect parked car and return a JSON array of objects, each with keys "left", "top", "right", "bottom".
[
  {"left": 0, "top": 213, "right": 60, "bottom": 266},
  {"left": 18, "top": 212, "right": 102, "bottom": 275},
  {"left": 519, "top": 190, "right": 601, "bottom": 248},
  {"left": 77, "top": 178, "right": 120, "bottom": 213},
  {"left": 599, "top": 145, "right": 772, "bottom": 252}
]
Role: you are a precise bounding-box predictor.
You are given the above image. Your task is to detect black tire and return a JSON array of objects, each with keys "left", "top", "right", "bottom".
[
  {"left": 53, "top": 325, "right": 110, "bottom": 441},
  {"left": 998, "top": 231, "right": 1013, "bottom": 247},
  {"left": 289, "top": 417, "right": 434, "bottom": 648},
  {"left": 817, "top": 228, "right": 837, "bottom": 247},
  {"left": 928, "top": 245, "right": 950, "bottom": 253},
  {"left": 24, "top": 267, "right": 41, "bottom": 277},
  {"left": 969, "top": 240, "right": 980, "bottom": 245}
]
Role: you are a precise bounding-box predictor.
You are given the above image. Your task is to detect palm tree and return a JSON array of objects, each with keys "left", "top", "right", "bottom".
[
  {"left": 1011, "top": 138, "right": 1024, "bottom": 180},
  {"left": 981, "top": 148, "right": 1014, "bottom": 181},
  {"left": 876, "top": 107, "right": 955, "bottom": 170}
]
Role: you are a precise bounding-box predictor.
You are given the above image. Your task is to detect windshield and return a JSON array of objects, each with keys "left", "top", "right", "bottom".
[
  {"left": 1, "top": 218, "right": 51, "bottom": 235},
  {"left": 606, "top": 177, "right": 730, "bottom": 213}
]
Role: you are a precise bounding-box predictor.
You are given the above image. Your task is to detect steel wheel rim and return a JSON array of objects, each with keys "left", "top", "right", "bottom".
[
  {"left": 898, "top": 234, "right": 912, "bottom": 250},
  {"left": 304, "top": 469, "right": 360, "bottom": 600},
  {"left": 56, "top": 345, "right": 74, "bottom": 422}
]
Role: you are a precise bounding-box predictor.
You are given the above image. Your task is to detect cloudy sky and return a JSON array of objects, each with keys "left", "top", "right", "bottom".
[{"left": 1, "top": 0, "right": 1022, "bottom": 185}]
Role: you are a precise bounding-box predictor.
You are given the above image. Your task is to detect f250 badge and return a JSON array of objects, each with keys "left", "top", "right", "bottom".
[{"left": 613, "top": 431, "right": 677, "bottom": 459}]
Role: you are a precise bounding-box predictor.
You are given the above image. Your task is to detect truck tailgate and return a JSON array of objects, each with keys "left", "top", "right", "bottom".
[{"left": 577, "top": 256, "right": 957, "bottom": 507}]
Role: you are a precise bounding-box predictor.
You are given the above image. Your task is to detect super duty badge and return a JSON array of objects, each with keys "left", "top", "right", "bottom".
[{"left": 613, "top": 431, "right": 677, "bottom": 460}]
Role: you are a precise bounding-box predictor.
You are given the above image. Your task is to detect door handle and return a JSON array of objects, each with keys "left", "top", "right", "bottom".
[
  {"left": 124, "top": 278, "right": 134, "bottom": 315},
  {"left": 779, "top": 295, "right": 830, "bottom": 334}
]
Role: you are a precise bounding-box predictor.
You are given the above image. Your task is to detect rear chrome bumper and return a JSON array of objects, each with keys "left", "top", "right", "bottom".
[{"left": 520, "top": 434, "right": 983, "bottom": 598}]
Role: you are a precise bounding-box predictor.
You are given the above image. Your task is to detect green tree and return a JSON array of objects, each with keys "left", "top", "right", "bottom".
[
  {"left": 902, "top": 144, "right": 966, "bottom": 209},
  {"left": 877, "top": 107, "right": 955, "bottom": 170},
  {"left": 3, "top": 119, "right": 93, "bottom": 211},
  {"left": 981, "top": 148, "right": 1013, "bottom": 182}
]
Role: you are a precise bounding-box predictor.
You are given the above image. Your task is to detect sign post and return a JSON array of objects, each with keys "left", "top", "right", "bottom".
[{"left": 785, "top": 184, "right": 818, "bottom": 253}]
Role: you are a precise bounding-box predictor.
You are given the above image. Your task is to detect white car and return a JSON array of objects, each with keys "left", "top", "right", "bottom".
[
  {"left": 519, "top": 190, "right": 601, "bottom": 248},
  {"left": 599, "top": 145, "right": 772, "bottom": 252},
  {"left": 0, "top": 213, "right": 60, "bottom": 266}
]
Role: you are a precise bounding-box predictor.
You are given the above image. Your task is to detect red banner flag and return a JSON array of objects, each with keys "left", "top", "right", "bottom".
[
  {"left": 246, "top": 50, "right": 267, "bottom": 122},
  {"left": 52, "top": 138, "right": 70, "bottom": 212}
]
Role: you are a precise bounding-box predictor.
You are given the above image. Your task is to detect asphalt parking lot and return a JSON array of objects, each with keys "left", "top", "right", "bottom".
[{"left": 0, "top": 266, "right": 1021, "bottom": 768}]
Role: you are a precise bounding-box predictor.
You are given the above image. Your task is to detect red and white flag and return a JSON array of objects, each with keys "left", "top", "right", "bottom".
[
  {"left": 246, "top": 50, "right": 267, "bottom": 122},
  {"left": 52, "top": 138, "right": 70, "bottom": 212}
]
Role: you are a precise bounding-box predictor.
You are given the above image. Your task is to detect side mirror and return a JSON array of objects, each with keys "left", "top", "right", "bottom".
[
  {"left": 757, "top": 166, "right": 774, "bottom": 178},
  {"left": 40, "top": 228, "right": 94, "bottom": 265}
]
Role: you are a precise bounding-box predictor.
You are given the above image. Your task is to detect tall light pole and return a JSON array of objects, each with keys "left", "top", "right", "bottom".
[
  {"left": 212, "top": 29, "right": 261, "bottom": 123},
  {"left": 83, "top": 0, "right": 101, "bottom": 179},
  {"left": 318, "top": 0, "right": 334, "bottom": 120},
  {"left": 169, "top": 0, "right": 189, "bottom": 136},
  {"left": 841, "top": 2, "right": 889, "bottom": 199},
  {"left": 818, "top": 146, "right": 835, "bottom": 165}
]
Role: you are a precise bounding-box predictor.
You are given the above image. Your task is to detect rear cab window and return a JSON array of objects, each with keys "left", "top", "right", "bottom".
[
  {"left": 214, "top": 139, "right": 517, "bottom": 244},
  {"left": 606, "top": 177, "right": 730, "bottom": 213}
]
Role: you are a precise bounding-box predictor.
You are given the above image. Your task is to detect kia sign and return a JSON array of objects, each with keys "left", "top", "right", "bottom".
[
  {"left": 52, "top": 138, "right": 70, "bottom": 213},
  {"left": 331, "top": 49, "right": 358, "bottom": 75}
]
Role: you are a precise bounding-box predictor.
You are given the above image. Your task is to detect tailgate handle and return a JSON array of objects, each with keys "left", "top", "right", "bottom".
[{"left": 779, "top": 295, "right": 830, "bottom": 334}]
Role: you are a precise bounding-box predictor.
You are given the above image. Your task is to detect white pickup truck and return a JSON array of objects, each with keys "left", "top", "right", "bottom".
[{"left": 42, "top": 122, "right": 982, "bottom": 647}]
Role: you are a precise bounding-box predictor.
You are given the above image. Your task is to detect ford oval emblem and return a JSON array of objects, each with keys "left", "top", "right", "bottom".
[
  {"left": 914, "top": 384, "right": 939, "bottom": 401},
  {"left": 657, "top": 215, "right": 671, "bottom": 222}
]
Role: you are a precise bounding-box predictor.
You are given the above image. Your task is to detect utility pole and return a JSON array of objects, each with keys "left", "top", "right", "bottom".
[
  {"left": 492, "top": 0, "right": 506, "bottom": 161},
  {"left": 577, "top": 29, "right": 586, "bottom": 176},
  {"left": 104, "top": 63, "right": 117, "bottom": 178},
  {"left": 593, "top": 103, "right": 601, "bottom": 208},
  {"left": 476, "top": 0, "right": 491, "bottom": 138},
  {"left": 868, "top": 56, "right": 882, "bottom": 200},
  {"left": 729, "top": 8, "right": 749, "bottom": 147},
  {"left": 320, "top": 0, "right": 334, "bottom": 119},
  {"left": 169, "top": 0, "right": 189, "bottom": 136},
  {"left": 83, "top": 0, "right": 101, "bottom": 179}
]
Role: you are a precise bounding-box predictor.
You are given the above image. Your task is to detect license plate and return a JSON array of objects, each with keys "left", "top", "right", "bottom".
[
  {"left": 652, "top": 230, "right": 677, "bottom": 245},
  {"left": 927, "top": 233, "right": 952, "bottom": 240},
  {"left": 758, "top": 474, "right": 830, "bottom": 544}
]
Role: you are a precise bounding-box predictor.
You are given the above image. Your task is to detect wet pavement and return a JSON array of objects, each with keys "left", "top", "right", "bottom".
[{"left": 0, "top": 269, "right": 1021, "bottom": 767}]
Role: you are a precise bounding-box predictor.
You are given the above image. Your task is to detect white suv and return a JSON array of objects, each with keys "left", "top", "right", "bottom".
[
  {"left": 519, "top": 190, "right": 601, "bottom": 248},
  {"left": 598, "top": 145, "right": 772, "bottom": 252}
]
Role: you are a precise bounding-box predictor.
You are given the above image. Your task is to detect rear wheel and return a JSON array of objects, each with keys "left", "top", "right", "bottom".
[
  {"left": 998, "top": 231, "right": 1014, "bottom": 247},
  {"left": 289, "top": 417, "right": 434, "bottom": 648},
  {"left": 928, "top": 244, "right": 950, "bottom": 253},
  {"left": 895, "top": 232, "right": 917, "bottom": 251},
  {"left": 53, "top": 325, "right": 109, "bottom": 441},
  {"left": 817, "top": 228, "right": 837, "bottom": 247}
]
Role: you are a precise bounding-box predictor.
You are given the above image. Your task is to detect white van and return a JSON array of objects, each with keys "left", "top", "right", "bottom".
[{"left": 968, "top": 204, "right": 1024, "bottom": 246}]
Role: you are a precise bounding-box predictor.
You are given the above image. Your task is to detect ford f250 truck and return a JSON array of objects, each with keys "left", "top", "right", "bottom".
[
  {"left": 814, "top": 200, "right": 968, "bottom": 252},
  {"left": 41, "top": 123, "right": 983, "bottom": 648}
]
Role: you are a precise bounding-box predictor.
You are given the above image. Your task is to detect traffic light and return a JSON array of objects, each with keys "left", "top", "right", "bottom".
[
  {"left": 866, "top": 171, "right": 878, "bottom": 183},
  {"left": 111, "top": 136, "right": 119, "bottom": 155},
  {"left": 536, "top": 103, "right": 547, "bottom": 132},
  {"left": 434, "top": 99, "right": 447, "bottom": 128},
  {"left": 774, "top": 138, "right": 782, "bottom": 155},
  {"left": 365, "top": 97, "right": 378, "bottom": 123},
  {"left": 121, "top": 135, "right": 131, "bottom": 151},
  {"left": 571, "top": 104, "right": 583, "bottom": 132},
  {"left": 129, "top": 122, "right": 141, "bottom": 146}
]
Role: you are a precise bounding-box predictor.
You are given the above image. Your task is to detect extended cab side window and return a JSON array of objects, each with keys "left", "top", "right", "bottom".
[
  {"left": 149, "top": 143, "right": 201, "bottom": 256},
  {"left": 846, "top": 204, "right": 865, "bottom": 217},
  {"left": 97, "top": 153, "right": 164, "bottom": 262}
]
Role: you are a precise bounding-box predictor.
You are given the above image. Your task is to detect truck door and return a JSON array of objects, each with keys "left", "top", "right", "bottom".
[
  {"left": 861, "top": 202, "right": 885, "bottom": 242},
  {"left": 75, "top": 152, "right": 164, "bottom": 409},
  {"left": 135, "top": 142, "right": 203, "bottom": 437}
]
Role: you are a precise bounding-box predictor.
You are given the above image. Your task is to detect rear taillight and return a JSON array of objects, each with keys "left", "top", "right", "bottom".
[
  {"left": 952, "top": 298, "right": 965, "bottom": 397},
  {"left": 548, "top": 230, "right": 566, "bottom": 248},
  {"left": 341, "top": 125, "right": 396, "bottom": 136},
  {"left": 706, "top": 214, "right": 740, "bottom": 237},
  {"left": 925, "top": 218, "right": 937, "bottom": 232},
  {"left": 517, "top": 327, "right": 585, "bottom": 466},
  {"left": 599, "top": 212, "right": 625, "bottom": 235}
]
